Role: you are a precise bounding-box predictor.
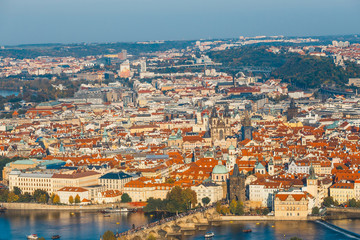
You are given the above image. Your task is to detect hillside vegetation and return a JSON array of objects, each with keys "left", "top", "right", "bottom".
[{"left": 208, "top": 47, "right": 360, "bottom": 89}]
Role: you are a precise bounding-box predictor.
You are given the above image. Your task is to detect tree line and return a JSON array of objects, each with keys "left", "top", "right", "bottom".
[{"left": 144, "top": 186, "right": 197, "bottom": 213}]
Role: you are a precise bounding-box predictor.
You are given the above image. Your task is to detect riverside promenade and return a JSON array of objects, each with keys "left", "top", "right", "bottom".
[{"left": 1, "top": 202, "right": 140, "bottom": 211}]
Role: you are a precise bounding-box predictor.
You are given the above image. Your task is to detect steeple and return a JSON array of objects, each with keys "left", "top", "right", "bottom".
[
  {"left": 290, "top": 98, "right": 296, "bottom": 108},
  {"left": 242, "top": 111, "right": 251, "bottom": 127},
  {"left": 192, "top": 151, "right": 196, "bottom": 162},
  {"left": 269, "top": 157, "right": 274, "bottom": 165},
  {"left": 176, "top": 129, "right": 182, "bottom": 138},
  {"left": 232, "top": 163, "right": 240, "bottom": 177},
  {"left": 287, "top": 98, "right": 299, "bottom": 121},
  {"left": 59, "top": 142, "right": 64, "bottom": 153},
  {"left": 211, "top": 106, "right": 218, "bottom": 118},
  {"left": 308, "top": 163, "right": 317, "bottom": 180},
  {"left": 223, "top": 104, "right": 231, "bottom": 118}
]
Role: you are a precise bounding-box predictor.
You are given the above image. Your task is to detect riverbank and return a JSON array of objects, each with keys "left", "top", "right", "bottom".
[
  {"left": 1, "top": 202, "right": 136, "bottom": 211},
  {"left": 219, "top": 215, "right": 322, "bottom": 221},
  {"left": 324, "top": 207, "right": 360, "bottom": 220}
]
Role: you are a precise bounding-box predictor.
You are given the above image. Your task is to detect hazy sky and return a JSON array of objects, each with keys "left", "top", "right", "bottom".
[{"left": 0, "top": 0, "right": 359, "bottom": 45}]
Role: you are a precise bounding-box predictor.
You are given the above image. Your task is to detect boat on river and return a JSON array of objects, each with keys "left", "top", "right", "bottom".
[
  {"left": 51, "top": 235, "right": 61, "bottom": 239},
  {"left": 243, "top": 229, "right": 252, "bottom": 233},
  {"left": 101, "top": 208, "right": 131, "bottom": 213},
  {"left": 204, "top": 231, "right": 214, "bottom": 238},
  {"left": 27, "top": 234, "right": 38, "bottom": 240},
  {"left": 0, "top": 204, "right": 7, "bottom": 212}
]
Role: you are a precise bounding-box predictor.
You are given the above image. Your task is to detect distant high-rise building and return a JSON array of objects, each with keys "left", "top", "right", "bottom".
[
  {"left": 118, "top": 50, "right": 127, "bottom": 60},
  {"left": 140, "top": 59, "right": 147, "bottom": 72},
  {"left": 120, "top": 60, "right": 130, "bottom": 78}
]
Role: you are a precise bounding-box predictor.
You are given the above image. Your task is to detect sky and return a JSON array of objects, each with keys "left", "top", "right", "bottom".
[{"left": 0, "top": 0, "right": 359, "bottom": 46}]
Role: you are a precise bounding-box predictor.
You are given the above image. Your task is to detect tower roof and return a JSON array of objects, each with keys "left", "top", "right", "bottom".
[
  {"left": 211, "top": 106, "right": 218, "bottom": 118},
  {"left": 232, "top": 163, "right": 240, "bottom": 177},
  {"left": 242, "top": 111, "right": 251, "bottom": 127},
  {"left": 223, "top": 104, "right": 231, "bottom": 118},
  {"left": 308, "top": 163, "right": 317, "bottom": 180}
]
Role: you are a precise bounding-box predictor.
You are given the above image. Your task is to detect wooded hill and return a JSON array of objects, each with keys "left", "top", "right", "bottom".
[{"left": 208, "top": 46, "right": 360, "bottom": 89}]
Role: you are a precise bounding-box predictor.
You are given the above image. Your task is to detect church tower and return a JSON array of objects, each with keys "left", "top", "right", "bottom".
[
  {"left": 268, "top": 157, "right": 274, "bottom": 176},
  {"left": 228, "top": 164, "right": 246, "bottom": 202},
  {"left": 241, "top": 111, "right": 253, "bottom": 141},
  {"left": 307, "top": 163, "right": 318, "bottom": 199},
  {"left": 287, "top": 98, "right": 299, "bottom": 121},
  {"left": 227, "top": 145, "right": 237, "bottom": 171},
  {"left": 210, "top": 105, "right": 231, "bottom": 143}
]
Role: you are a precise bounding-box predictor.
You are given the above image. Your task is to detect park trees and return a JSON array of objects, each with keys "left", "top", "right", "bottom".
[
  {"left": 121, "top": 193, "right": 132, "bottom": 203},
  {"left": 202, "top": 197, "right": 210, "bottom": 206},
  {"left": 75, "top": 194, "right": 81, "bottom": 204}
]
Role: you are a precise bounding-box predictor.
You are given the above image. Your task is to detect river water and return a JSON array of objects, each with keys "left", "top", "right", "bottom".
[
  {"left": 0, "top": 210, "right": 152, "bottom": 240},
  {"left": 0, "top": 90, "right": 19, "bottom": 97},
  {"left": 1, "top": 210, "right": 360, "bottom": 240}
]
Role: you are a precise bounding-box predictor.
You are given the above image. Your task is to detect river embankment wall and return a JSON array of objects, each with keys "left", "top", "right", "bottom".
[
  {"left": 1, "top": 202, "right": 133, "bottom": 211},
  {"left": 325, "top": 207, "right": 360, "bottom": 220},
  {"left": 219, "top": 215, "right": 321, "bottom": 221}
]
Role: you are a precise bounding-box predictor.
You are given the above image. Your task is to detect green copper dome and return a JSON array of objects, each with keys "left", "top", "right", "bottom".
[
  {"left": 213, "top": 161, "right": 228, "bottom": 174},
  {"left": 229, "top": 145, "right": 235, "bottom": 150}
]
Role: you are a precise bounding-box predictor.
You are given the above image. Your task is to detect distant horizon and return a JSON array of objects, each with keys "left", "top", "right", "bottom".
[
  {"left": 2, "top": 33, "right": 360, "bottom": 48},
  {"left": 1, "top": 0, "right": 359, "bottom": 46}
]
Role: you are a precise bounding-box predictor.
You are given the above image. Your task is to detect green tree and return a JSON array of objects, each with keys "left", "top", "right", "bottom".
[
  {"left": 7, "top": 192, "right": 19, "bottom": 202},
  {"left": 13, "top": 187, "right": 22, "bottom": 195},
  {"left": 0, "top": 190, "right": 9, "bottom": 202},
  {"left": 53, "top": 194, "right": 60, "bottom": 204},
  {"left": 0, "top": 156, "right": 22, "bottom": 179},
  {"left": 166, "top": 186, "right": 197, "bottom": 213},
  {"left": 38, "top": 237, "right": 45, "bottom": 240},
  {"left": 348, "top": 198, "right": 357, "bottom": 208},
  {"left": 229, "top": 199, "right": 238, "bottom": 215},
  {"left": 182, "top": 188, "right": 197, "bottom": 209},
  {"left": 75, "top": 194, "right": 81, "bottom": 204},
  {"left": 121, "top": 193, "right": 132, "bottom": 203},
  {"left": 289, "top": 238, "right": 302, "bottom": 240},
  {"left": 220, "top": 206, "right": 230, "bottom": 215},
  {"left": 336, "top": 165, "right": 343, "bottom": 170},
  {"left": 262, "top": 208, "right": 270, "bottom": 215},
  {"left": 39, "top": 194, "right": 47, "bottom": 204},
  {"left": 18, "top": 192, "right": 33, "bottom": 203},
  {"left": 235, "top": 201, "right": 244, "bottom": 215},
  {"left": 215, "top": 202, "right": 221, "bottom": 213},
  {"left": 102, "top": 230, "right": 116, "bottom": 240},
  {"left": 33, "top": 189, "right": 49, "bottom": 203},
  {"left": 312, "top": 206, "right": 320, "bottom": 215},
  {"left": 323, "top": 196, "right": 335, "bottom": 207},
  {"left": 202, "top": 197, "right": 211, "bottom": 206},
  {"left": 69, "top": 196, "right": 74, "bottom": 204},
  {"left": 166, "top": 186, "right": 184, "bottom": 212},
  {"left": 144, "top": 198, "right": 167, "bottom": 212}
]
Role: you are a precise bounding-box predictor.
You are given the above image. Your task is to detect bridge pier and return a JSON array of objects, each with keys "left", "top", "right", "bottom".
[{"left": 120, "top": 208, "right": 220, "bottom": 240}]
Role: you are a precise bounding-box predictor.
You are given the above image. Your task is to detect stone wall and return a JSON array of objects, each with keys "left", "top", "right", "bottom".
[{"left": 1, "top": 202, "right": 132, "bottom": 210}]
